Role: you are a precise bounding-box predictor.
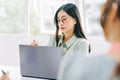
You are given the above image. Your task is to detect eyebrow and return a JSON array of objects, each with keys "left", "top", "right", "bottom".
[{"left": 57, "top": 15, "right": 67, "bottom": 19}]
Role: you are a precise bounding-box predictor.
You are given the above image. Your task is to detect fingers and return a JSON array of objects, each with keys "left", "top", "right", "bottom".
[
  {"left": 0, "top": 72, "right": 11, "bottom": 80},
  {"left": 31, "top": 40, "right": 39, "bottom": 46}
]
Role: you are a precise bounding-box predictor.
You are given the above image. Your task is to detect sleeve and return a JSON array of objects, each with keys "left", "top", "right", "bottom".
[
  {"left": 47, "top": 35, "right": 56, "bottom": 46},
  {"left": 76, "top": 39, "right": 89, "bottom": 55}
]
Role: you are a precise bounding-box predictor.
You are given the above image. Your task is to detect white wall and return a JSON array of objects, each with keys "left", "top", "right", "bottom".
[
  {"left": 0, "top": 36, "right": 50, "bottom": 67},
  {"left": 89, "top": 38, "right": 110, "bottom": 55}
]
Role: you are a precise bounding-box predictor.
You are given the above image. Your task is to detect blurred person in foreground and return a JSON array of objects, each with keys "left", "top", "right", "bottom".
[{"left": 57, "top": 0, "right": 120, "bottom": 80}]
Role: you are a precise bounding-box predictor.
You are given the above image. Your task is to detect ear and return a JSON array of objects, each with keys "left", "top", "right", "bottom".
[
  {"left": 109, "top": 3, "right": 118, "bottom": 22},
  {"left": 73, "top": 18, "right": 77, "bottom": 24}
]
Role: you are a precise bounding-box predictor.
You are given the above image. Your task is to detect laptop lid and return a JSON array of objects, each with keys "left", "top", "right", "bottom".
[{"left": 19, "top": 45, "right": 62, "bottom": 80}]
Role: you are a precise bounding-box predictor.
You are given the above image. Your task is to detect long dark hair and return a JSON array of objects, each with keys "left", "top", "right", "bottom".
[
  {"left": 54, "top": 3, "right": 91, "bottom": 52},
  {"left": 100, "top": 0, "right": 120, "bottom": 79}
]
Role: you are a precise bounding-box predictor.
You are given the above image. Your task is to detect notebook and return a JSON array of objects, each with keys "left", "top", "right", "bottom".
[{"left": 19, "top": 45, "right": 62, "bottom": 80}]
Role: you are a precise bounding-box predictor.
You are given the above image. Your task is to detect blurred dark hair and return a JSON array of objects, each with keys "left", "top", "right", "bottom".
[{"left": 54, "top": 3, "right": 91, "bottom": 53}]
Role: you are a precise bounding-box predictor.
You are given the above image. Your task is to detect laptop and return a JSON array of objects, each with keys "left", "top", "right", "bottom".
[{"left": 19, "top": 45, "right": 62, "bottom": 80}]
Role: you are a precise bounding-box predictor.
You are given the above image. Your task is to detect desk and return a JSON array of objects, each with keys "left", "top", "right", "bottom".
[{"left": 0, "top": 65, "right": 48, "bottom": 80}]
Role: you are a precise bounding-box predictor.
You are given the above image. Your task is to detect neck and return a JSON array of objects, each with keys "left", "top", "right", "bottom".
[
  {"left": 63, "top": 33, "right": 74, "bottom": 42},
  {"left": 110, "top": 43, "right": 120, "bottom": 50}
]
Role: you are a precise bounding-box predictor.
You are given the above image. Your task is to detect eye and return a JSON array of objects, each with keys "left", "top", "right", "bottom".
[
  {"left": 57, "top": 20, "right": 60, "bottom": 23},
  {"left": 62, "top": 18, "right": 67, "bottom": 22}
]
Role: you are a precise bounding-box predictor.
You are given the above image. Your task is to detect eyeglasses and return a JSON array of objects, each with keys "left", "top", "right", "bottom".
[{"left": 57, "top": 17, "right": 70, "bottom": 24}]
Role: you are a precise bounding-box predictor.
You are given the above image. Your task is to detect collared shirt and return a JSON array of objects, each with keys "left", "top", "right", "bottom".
[
  {"left": 58, "top": 35, "right": 79, "bottom": 56},
  {"left": 48, "top": 34, "right": 89, "bottom": 56}
]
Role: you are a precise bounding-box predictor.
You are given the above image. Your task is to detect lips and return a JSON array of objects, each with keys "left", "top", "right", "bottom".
[{"left": 61, "top": 27, "right": 65, "bottom": 30}]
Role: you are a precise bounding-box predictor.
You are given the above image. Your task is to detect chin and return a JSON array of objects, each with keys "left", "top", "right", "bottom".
[
  {"left": 105, "top": 36, "right": 112, "bottom": 42},
  {"left": 105, "top": 37, "right": 109, "bottom": 41},
  {"left": 104, "top": 34, "right": 108, "bottom": 41},
  {"left": 60, "top": 29, "right": 64, "bottom": 32}
]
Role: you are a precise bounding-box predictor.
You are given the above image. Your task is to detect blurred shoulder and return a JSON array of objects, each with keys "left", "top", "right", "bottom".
[
  {"left": 78, "top": 54, "right": 116, "bottom": 65},
  {"left": 61, "top": 54, "right": 117, "bottom": 80}
]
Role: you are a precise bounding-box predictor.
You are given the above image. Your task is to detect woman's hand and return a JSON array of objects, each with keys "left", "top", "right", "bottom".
[
  {"left": 0, "top": 72, "right": 11, "bottom": 80},
  {"left": 31, "top": 40, "right": 39, "bottom": 46}
]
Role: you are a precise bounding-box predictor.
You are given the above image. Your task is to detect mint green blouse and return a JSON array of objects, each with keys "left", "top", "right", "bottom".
[{"left": 48, "top": 35, "right": 89, "bottom": 56}]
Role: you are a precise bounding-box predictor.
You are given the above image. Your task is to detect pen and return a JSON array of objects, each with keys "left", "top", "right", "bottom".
[{"left": 1, "top": 70, "right": 6, "bottom": 75}]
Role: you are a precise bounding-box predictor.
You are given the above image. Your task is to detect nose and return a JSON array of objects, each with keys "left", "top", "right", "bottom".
[{"left": 59, "top": 20, "right": 64, "bottom": 26}]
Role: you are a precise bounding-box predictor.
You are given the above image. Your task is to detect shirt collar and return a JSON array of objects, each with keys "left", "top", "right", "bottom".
[
  {"left": 65, "top": 35, "right": 77, "bottom": 48},
  {"left": 58, "top": 34, "right": 64, "bottom": 46},
  {"left": 58, "top": 35, "right": 77, "bottom": 48}
]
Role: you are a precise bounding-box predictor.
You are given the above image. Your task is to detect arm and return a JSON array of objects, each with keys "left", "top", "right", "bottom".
[
  {"left": 47, "top": 35, "right": 56, "bottom": 46},
  {"left": 76, "top": 39, "right": 89, "bottom": 55}
]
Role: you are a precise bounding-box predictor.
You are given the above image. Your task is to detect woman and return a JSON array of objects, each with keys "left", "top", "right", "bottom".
[
  {"left": 57, "top": 0, "right": 120, "bottom": 80},
  {"left": 32, "top": 3, "right": 90, "bottom": 56},
  {"left": 47, "top": 3, "right": 90, "bottom": 56},
  {"left": 54, "top": 3, "right": 90, "bottom": 56}
]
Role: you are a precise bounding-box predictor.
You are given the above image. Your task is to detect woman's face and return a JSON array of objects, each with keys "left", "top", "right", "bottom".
[{"left": 57, "top": 10, "right": 76, "bottom": 34}]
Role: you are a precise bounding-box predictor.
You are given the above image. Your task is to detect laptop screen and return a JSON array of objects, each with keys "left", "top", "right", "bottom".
[{"left": 19, "top": 45, "right": 62, "bottom": 80}]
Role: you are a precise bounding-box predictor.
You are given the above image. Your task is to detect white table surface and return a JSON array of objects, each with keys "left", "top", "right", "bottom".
[{"left": 0, "top": 65, "right": 48, "bottom": 80}]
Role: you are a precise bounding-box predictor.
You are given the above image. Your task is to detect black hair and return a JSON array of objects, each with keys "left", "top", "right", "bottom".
[{"left": 54, "top": 3, "right": 91, "bottom": 53}]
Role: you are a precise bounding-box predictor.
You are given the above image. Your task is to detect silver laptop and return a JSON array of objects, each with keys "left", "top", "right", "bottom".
[{"left": 19, "top": 45, "right": 62, "bottom": 80}]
